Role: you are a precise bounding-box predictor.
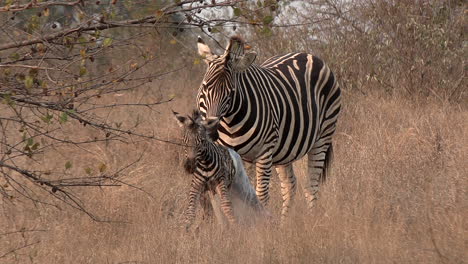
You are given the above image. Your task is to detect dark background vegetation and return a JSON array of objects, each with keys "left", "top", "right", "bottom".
[{"left": 0, "top": 0, "right": 466, "bottom": 263}]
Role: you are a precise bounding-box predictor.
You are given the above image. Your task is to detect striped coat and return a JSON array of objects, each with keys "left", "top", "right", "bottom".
[{"left": 196, "top": 36, "right": 341, "bottom": 220}]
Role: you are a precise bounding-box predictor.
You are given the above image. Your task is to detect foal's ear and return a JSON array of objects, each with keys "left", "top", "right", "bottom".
[
  {"left": 173, "top": 111, "right": 190, "bottom": 127},
  {"left": 202, "top": 117, "right": 220, "bottom": 141}
]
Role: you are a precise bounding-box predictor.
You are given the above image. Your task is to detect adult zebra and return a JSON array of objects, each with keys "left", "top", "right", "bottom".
[{"left": 196, "top": 36, "right": 341, "bottom": 220}]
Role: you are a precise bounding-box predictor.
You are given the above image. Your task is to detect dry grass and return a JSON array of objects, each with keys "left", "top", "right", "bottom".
[{"left": 1, "top": 73, "right": 466, "bottom": 263}]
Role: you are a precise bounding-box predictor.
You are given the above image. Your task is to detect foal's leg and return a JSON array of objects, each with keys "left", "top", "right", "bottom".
[
  {"left": 216, "top": 180, "right": 236, "bottom": 225},
  {"left": 184, "top": 177, "right": 206, "bottom": 229}
]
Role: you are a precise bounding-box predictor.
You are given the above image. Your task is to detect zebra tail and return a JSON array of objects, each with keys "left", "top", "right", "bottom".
[{"left": 321, "top": 143, "right": 334, "bottom": 183}]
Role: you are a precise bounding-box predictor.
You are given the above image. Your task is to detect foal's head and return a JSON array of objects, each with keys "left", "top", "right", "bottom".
[{"left": 173, "top": 110, "right": 220, "bottom": 173}]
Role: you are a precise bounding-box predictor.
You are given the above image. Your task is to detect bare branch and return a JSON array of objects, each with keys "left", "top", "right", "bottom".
[
  {"left": 0, "top": 0, "right": 243, "bottom": 51},
  {"left": 0, "top": 0, "right": 83, "bottom": 12}
]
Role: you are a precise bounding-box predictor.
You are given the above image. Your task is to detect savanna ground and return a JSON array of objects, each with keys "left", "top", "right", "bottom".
[
  {"left": 2, "top": 71, "right": 467, "bottom": 263},
  {"left": 1, "top": 1, "right": 466, "bottom": 263}
]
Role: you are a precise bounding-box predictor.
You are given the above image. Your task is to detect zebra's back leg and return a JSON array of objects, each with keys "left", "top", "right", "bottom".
[
  {"left": 207, "top": 190, "right": 228, "bottom": 227},
  {"left": 275, "top": 164, "right": 297, "bottom": 223},
  {"left": 304, "top": 141, "right": 333, "bottom": 209},
  {"left": 216, "top": 179, "right": 236, "bottom": 225}
]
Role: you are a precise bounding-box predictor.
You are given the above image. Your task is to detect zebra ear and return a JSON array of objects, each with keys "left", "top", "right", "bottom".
[
  {"left": 173, "top": 111, "right": 190, "bottom": 127},
  {"left": 233, "top": 51, "right": 257, "bottom": 72},
  {"left": 226, "top": 36, "right": 244, "bottom": 58},
  {"left": 225, "top": 36, "right": 256, "bottom": 71},
  {"left": 197, "top": 36, "right": 217, "bottom": 64}
]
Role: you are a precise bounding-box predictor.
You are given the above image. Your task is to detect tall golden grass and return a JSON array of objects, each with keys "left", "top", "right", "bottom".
[
  {"left": 2, "top": 1, "right": 466, "bottom": 261},
  {"left": 1, "top": 68, "right": 466, "bottom": 263}
]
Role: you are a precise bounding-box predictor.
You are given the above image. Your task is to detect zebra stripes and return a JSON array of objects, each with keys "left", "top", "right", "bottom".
[
  {"left": 195, "top": 36, "right": 341, "bottom": 221},
  {"left": 173, "top": 110, "right": 262, "bottom": 228}
]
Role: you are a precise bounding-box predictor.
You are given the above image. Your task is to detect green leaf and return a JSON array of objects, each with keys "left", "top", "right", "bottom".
[
  {"left": 79, "top": 66, "right": 87, "bottom": 76},
  {"left": 263, "top": 15, "right": 274, "bottom": 25},
  {"left": 31, "top": 143, "right": 40, "bottom": 150},
  {"left": 85, "top": 167, "right": 92, "bottom": 175},
  {"left": 2, "top": 93, "right": 13, "bottom": 106},
  {"left": 3, "top": 68, "right": 11, "bottom": 76},
  {"left": 109, "top": 10, "right": 116, "bottom": 19},
  {"left": 94, "top": 31, "right": 101, "bottom": 39},
  {"left": 78, "top": 36, "right": 87, "bottom": 44},
  {"left": 103, "top": 38, "right": 113, "bottom": 47},
  {"left": 98, "top": 163, "right": 107, "bottom": 173},
  {"left": 26, "top": 137, "right": 33, "bottom": 146},
  {"left": 10, "top": 53, "right": 20, "bottom": 61},
  {"left": 41, "top": 113, "right": 53, "bottom": 123},
  {"left": 29, "top": 68, "right": 38, "bottom": 77},
  {"left": 59, "top": 112, "right": 68, "bottom": 124},
  {"left": 260, "top": 26, "right": 272, "bottom": 36},
  {"left": 65, "top": 161, "right": 72, "bottom": 170},
  {"left": 24, "top": 75, "right": 34, "bottom": 89},
  {"left": 233, "top": 7, "right": 242, "bottom": 17}
]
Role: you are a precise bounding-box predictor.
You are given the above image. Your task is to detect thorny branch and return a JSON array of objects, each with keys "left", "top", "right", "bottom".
[
  {"left": 0, "top": 0, "right": 244, "bottom": 51},
  {"left": 0, "top": 0, "right": 83, "bottom": 12},
  {"left": 0, "top": 0, "right": 247, "bottom": 219},
  {"left": 0, "top": 240, "right": 41, "bottom": 259}
]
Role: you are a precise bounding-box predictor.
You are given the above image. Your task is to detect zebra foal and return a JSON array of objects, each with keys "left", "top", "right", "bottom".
[{"left": 173, "top": 110, "right": 262, "bottom": 228}]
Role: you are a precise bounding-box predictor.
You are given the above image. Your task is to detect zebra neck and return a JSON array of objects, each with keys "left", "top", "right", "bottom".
[
  {"left": 225, "top": 65, "right": 268, "bottom": 121},
  {"left": 197, "top": 140, "right": 223, "bottom": 168}
]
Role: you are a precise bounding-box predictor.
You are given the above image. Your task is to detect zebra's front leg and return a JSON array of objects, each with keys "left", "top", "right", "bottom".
[
  {"left": 276, "top": 164, "right": 297, "bottom": 223},
  {"left": 255, "top": 154, "right": 273, "bottom": 206},
  {"left": 200, "top": 190, "right": 214, "bottom": 222},
  {"left": 184, "top": 176, "right": 206, "bottom": 230},
  {"left": 216, "top": 179, "right": 236, "bottom": 225}
]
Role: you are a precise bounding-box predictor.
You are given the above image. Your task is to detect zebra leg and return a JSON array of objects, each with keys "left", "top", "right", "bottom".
[
  {"left": 216, "top": 179, "right": 236, "bottom": 225},
  {"left": 276, "top": 164, "right": 297, "bottom": 222},
  {"left": 207, "top": 190, "right": 227, "bottom": 226},
  {"left": 304, "top": 141, "right": 332, "bottom": 209},
  {"left": 200, "top": 191, "right": 214, "bottom": 222},
  {"left": 255, "top": 154, "right": 273, "bottom": 206},
  {"left": 184, "top": 177, "right": 206, "bottom": 229}
]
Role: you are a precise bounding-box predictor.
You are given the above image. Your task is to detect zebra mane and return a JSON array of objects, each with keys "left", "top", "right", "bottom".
[
  {"left": 227, "top": 35, "right": 246, "bottom": 60},
  {"left": 230, "top": 35, "right": 245, "bottom": 45}
]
